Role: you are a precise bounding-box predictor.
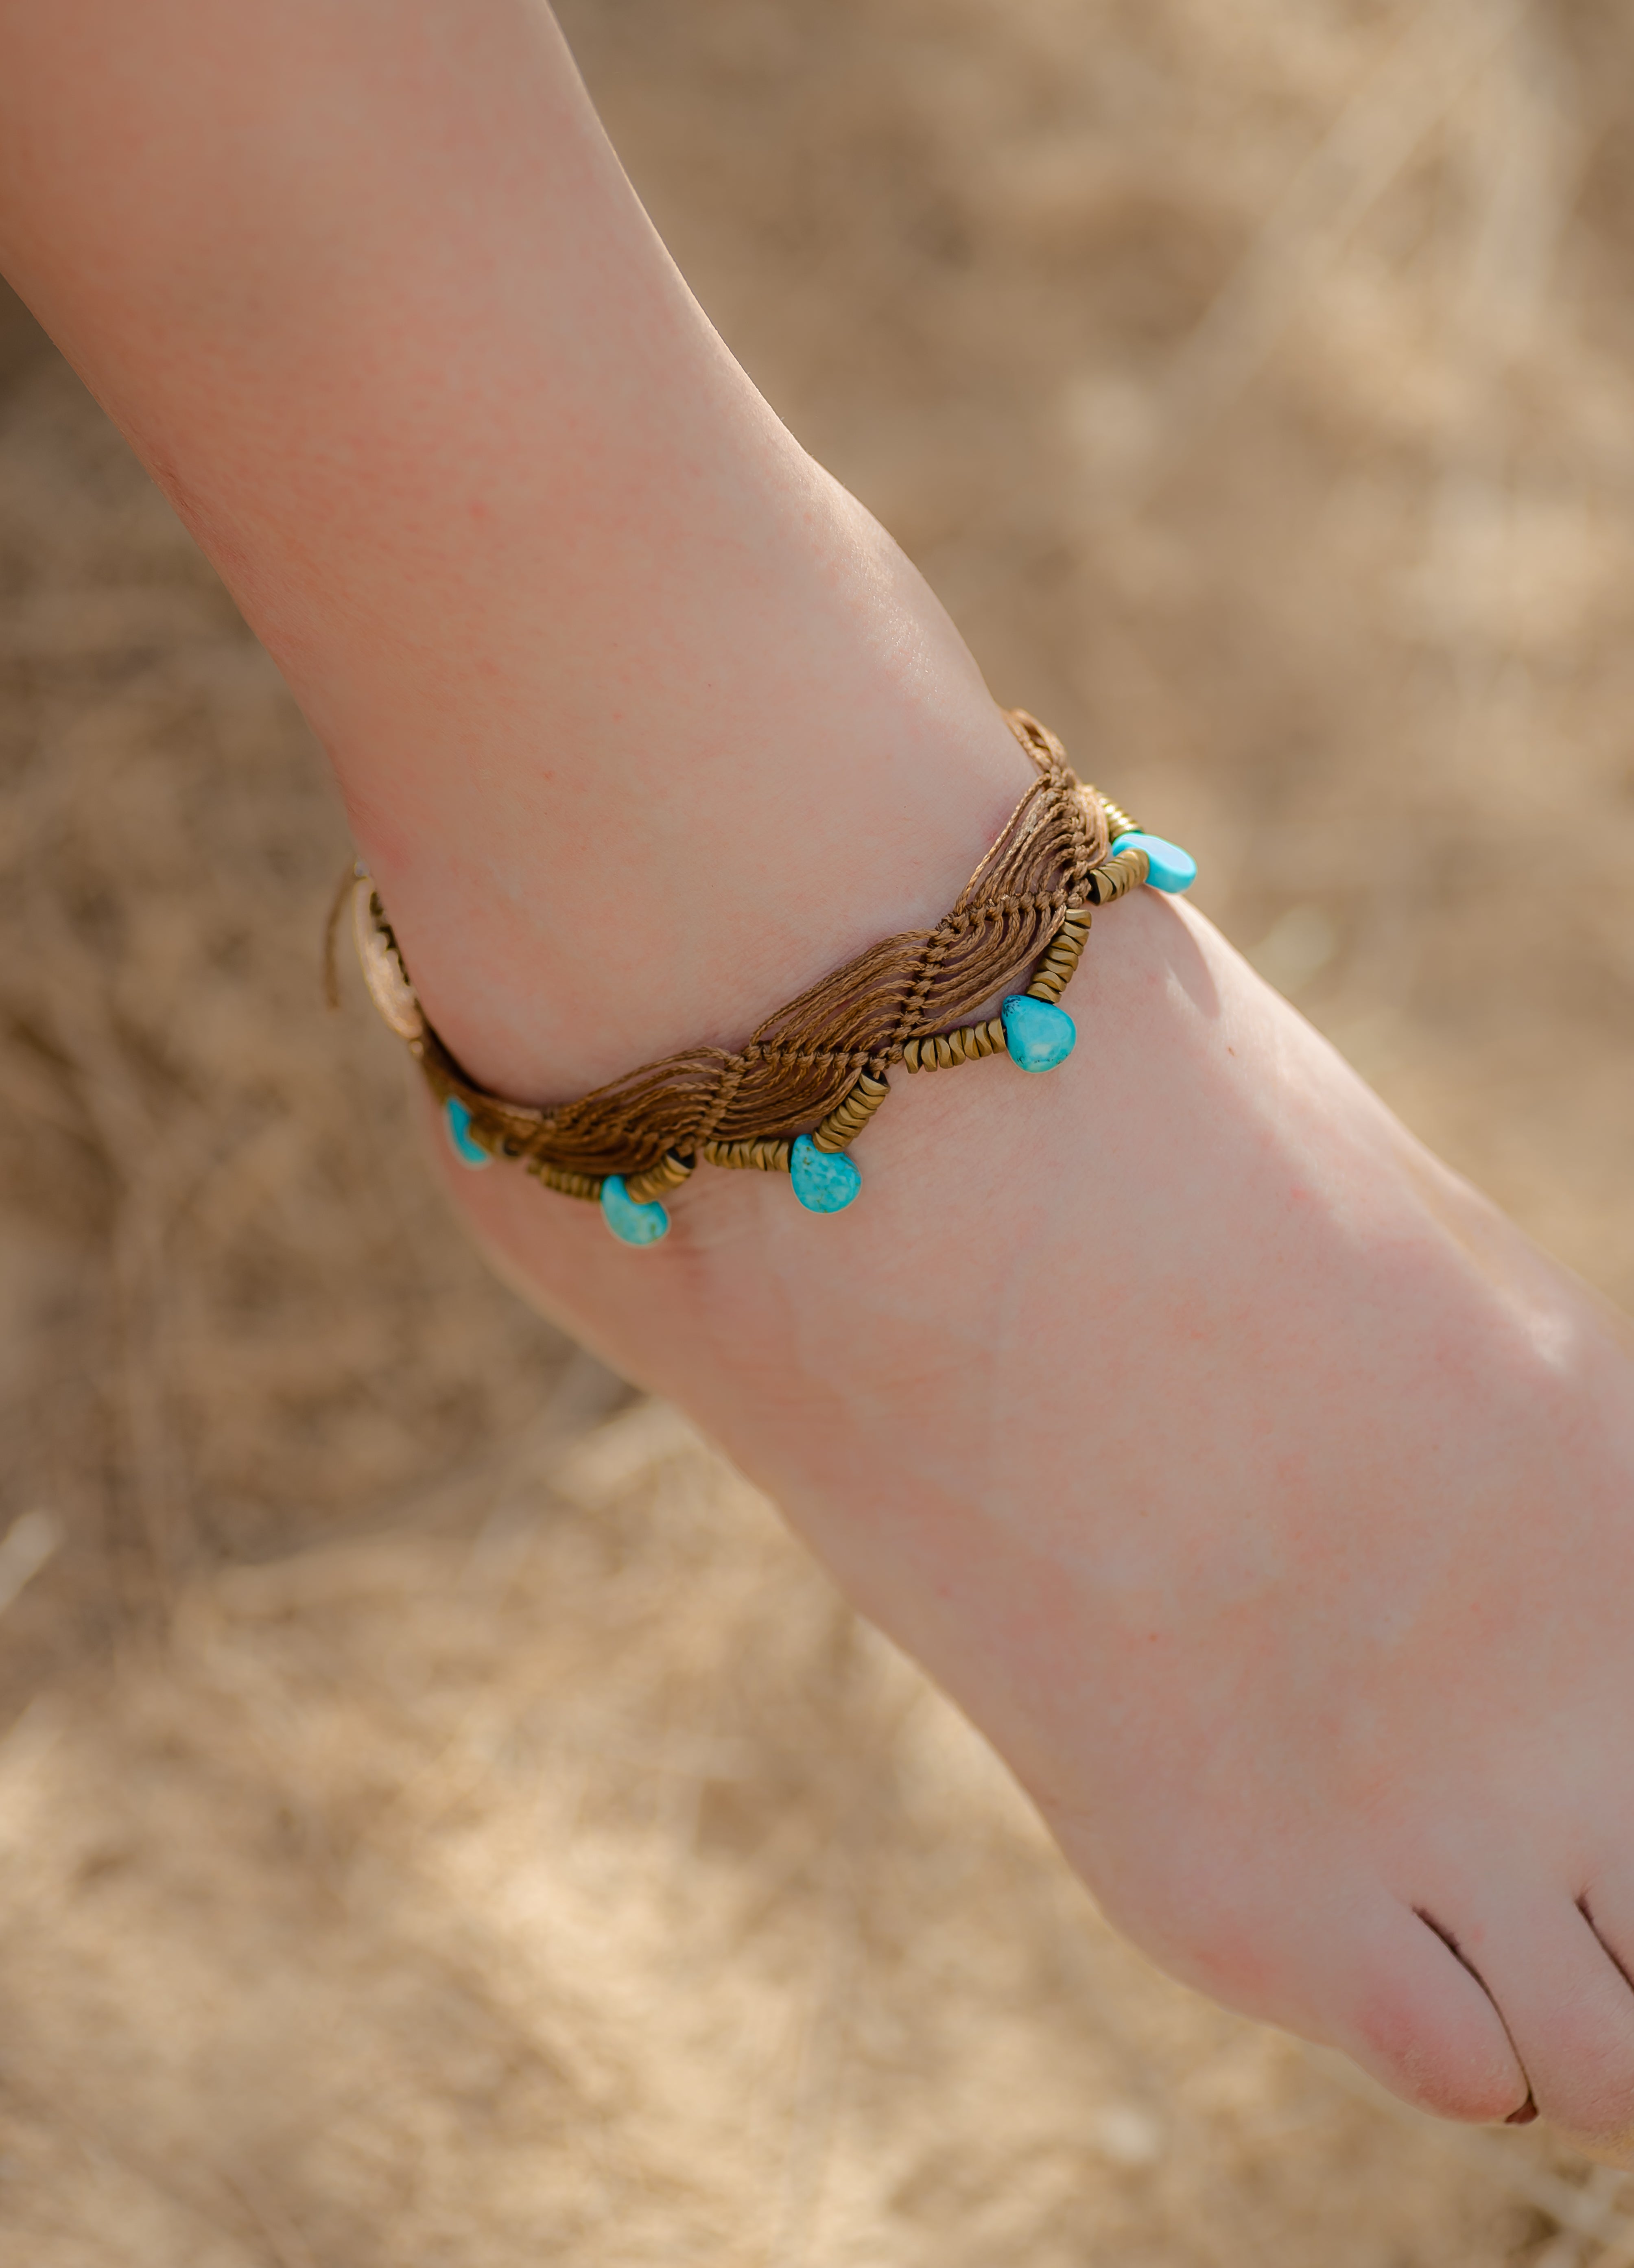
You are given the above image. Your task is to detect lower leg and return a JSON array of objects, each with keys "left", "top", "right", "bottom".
[{"left": 0, "top": 0, "right": 1032, "bottom": 1096}]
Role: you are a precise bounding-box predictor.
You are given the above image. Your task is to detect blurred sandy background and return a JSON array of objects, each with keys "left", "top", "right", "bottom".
[{"left": 3, "top": 0, "right": 1634, "bottom": 2259}]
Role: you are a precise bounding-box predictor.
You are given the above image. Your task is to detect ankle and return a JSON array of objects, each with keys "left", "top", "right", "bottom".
[{"left": 343, "top": 486, "right": 1035, "bottom": 1104}]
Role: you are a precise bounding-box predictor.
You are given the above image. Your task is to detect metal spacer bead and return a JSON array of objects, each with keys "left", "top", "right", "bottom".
[
  {"left": 812, "top": 1069, "right": 891, "bottom": 1153},
  {"left": 625, "top": 1149, "right": 697, "bottom": 1204},
  {"left": 530, "top": 1160, "right": 605, "bottom": 1202}
]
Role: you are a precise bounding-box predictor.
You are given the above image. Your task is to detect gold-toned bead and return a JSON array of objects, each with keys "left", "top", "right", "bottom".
[
  {"left": 1088, "top": 844, "right": 1148, "bottom": 903},
  {"left": 625, "top": 1149, "right": 696, "bottom": 1204},
  {"left": 531, "top": 1161, "right": 604, "bottom": 1202},
  {"left": 813, "top": 1066, "right": 891, "bottom": 1153}
]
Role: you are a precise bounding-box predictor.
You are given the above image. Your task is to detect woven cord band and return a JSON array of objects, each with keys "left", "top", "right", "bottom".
[{"left": 335, "top": 710, "right": 1162, "bottom": 1206}]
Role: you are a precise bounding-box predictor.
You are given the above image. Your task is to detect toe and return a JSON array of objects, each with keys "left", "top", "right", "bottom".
[
  {"left": 1577, "top": 1873, "right": 1634, "bottom": 1993},
  {"left": 1330, "top": 1899, "right": 1528, "bottom": 2124},
  {"left": 1457, "top": 1893, "right": 1634, "bottom": 2152}
]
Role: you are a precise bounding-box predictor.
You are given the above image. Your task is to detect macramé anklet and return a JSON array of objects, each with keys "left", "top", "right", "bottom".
[{"left": 331, "top": 709, "right": 1195, "bottom": 1246}]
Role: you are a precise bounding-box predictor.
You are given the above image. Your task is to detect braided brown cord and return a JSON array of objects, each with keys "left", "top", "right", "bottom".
[{"left": 349, "top": 710, "right": 1145, "bottom": 1194}]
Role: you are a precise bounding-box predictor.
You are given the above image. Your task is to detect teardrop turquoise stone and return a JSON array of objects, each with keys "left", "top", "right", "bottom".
[
  {"left": 1001, "top": 994, "right": 1077, "bottom": 1073},
  {"left": 600, "top": 1175, "right": 670, "bottom": 1245},
  {"left": 444, "top": 1095, "right": 492, "bottom": 1169},
  {"left": 790, "top": 1134, "right": 861, "bottom": 1213},
  {"left": 1113, "top": 830, "right": 1196, "bottom": 893}
]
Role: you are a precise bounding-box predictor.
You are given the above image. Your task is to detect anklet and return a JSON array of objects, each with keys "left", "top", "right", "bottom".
[{"left": 330, "top": 710, "right": 1194, "bottom": 1245}]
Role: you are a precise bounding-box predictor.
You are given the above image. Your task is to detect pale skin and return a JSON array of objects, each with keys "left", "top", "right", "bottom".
[{"left": 5, "top": 0, "right": 1634, "bottom": 2161}]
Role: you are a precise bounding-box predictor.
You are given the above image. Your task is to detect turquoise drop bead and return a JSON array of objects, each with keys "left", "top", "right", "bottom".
[
  {"left": 1114, "top": 830, "right": 1196, "bottom": 893},
  {"left": 600, "top": 1175, "right": 670, "bottom": 1246},
  {"left": 444, "top": 1095, "right": 492, "bottom": 1169},
  {"left": 790, "top": 1134, "right": 861, "bottom": 1214},
  {"left": 1001, "top": 994, "right": 1077, "bottom": 1073}
]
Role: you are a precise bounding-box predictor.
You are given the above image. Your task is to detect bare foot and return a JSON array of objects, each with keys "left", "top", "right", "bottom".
[{"left": 430, "top": 864, "right": 1634, "bottom": 2160}]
